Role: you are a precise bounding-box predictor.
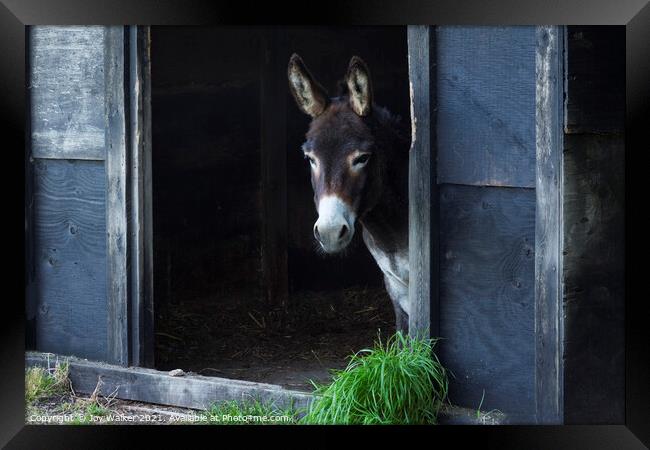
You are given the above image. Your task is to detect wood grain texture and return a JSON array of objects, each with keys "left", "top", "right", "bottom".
[
  {"left": 29, "top": 26, "right": 106, "bottom": 160},
  {"left": 565, "top": 26, "right": 625, "bottom": 134},
  {"left": 260, "top": 29, "right": 289, "bottom": 310},
  {"left": 438, "top": 184, "right": 536, "bottom": 421},
  {"left": 436, "top": 26, "right": 537, "bottom": 188},
  {"left": 104, "top": 26, "right": 129, "bottom": 366},
  {"left": 128, "top": 26, "right": 155, "bottom": 368},
  {"left": 33, "top": 160, "right": 108, "bottom": 362},
  {"left": 26, "top": 351, "right": 312, "bottom": 412},
  {"left": 140, "top": 27, "right": 155, "bottom": 369},
  {"left": 563, "top": 133, "right": 625, "bottom": 424},
  {"left": 534, "top": 25, "right": 564, "bottom": 424},
  {"left": 407, "top": 25, "right": 439, "bottom": 338}
]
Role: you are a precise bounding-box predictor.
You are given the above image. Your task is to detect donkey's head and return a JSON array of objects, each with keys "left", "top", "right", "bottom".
[{"left": 288, "top": 54, "right": 388, "bottom": 254}]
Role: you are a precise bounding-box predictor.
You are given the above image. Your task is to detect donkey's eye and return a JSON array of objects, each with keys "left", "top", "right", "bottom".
[
  {"left": 304, "top": 154, "right": 317, "bottom": 167},
  {"left": 353, "top": 154, "right": 371, "bottom": 166}
]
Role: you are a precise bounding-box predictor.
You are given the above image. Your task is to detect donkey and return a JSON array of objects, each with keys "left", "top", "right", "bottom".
[{"left": 287, "top": 54, "right": 411, "bottom": 333}]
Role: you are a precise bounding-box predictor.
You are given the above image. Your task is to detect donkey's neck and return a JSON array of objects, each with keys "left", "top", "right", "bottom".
[
  {"left": 360, "top": 188, "right": 408, "bottom": 253},
  {"left": 359, "top": 150, "right": 409, "bottom": 255},
  {"left": 359, "top": 153, "right": 410, "bottom": 314}
]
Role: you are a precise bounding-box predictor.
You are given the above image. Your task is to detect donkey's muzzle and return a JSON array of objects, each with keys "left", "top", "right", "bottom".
[{"left": 314, "top": 195, "right": 355, "bottom": 253}]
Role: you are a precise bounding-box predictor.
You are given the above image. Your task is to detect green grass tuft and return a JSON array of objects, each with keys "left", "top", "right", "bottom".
[
  {"left": 25, "top": 363, "right": 70, "bottom": 405},
  {"left": 300, "top": 331, "right": 449, "bottom": 425}
]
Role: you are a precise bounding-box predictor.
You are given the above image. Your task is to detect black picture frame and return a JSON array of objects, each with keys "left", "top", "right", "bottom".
[{"left": 2, "top": 0, "right": 648, "bottom": 447}]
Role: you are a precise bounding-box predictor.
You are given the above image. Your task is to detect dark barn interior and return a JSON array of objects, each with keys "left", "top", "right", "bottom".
[{"left": 150, "top": 26, "right": 410, "bottom": 389}]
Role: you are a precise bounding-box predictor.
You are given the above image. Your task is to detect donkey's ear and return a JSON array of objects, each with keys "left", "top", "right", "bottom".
[
  {"left": 346, "top": 56, "right": 373, "bottom": 117},
  {"left": 288, "top": 54, "right": 329, "bottom": 117}
]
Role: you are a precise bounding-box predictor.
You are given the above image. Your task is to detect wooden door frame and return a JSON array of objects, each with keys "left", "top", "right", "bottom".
[
  {"left": 534, "top": 25, "right": 565, "bottom": 425},
  {"left": 406, "top": 25, "right": 439, "bottom": 339},
  {"left": 128, "top": 25, "right": 155, "bottom": 368},
  {"left": 405, "top": 25, "right": 565, "bottom": 424},
  {"left": 106, "top": 25, "right": 154, "bottom": 368}
]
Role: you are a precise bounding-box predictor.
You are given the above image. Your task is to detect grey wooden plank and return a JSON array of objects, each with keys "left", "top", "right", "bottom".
[
  {"left": 25, "top": 351, "right": 313, "bottom": 412},
  {"left": 128, "top": 26, "right": 155, "bottom": 368},
  {"left": 29, "top": 26, "right": 106, "bottom": 160},
  {"left": 534, "top": 25, "right": 564, "bottom": 425},
  {"left": 33, "top": 159, "right": 108, "bottom": 362},
  {"left": 407, "top": 25, "right": 439, "bottom": 339},
  {"left": 438, "top": 184, "right": 536, "bottom": 420},
  {"left": 140, "top": 26, "right": 155, "bottom": 369},
  {"left": 564, "top": 26, "right": 625, "bottom": 134},
  {"left": 563, "top": 133, "right": 625, "bottom": 424},
  {"left": 260, "top": 28, "right": 289, "bottom": 311},
  {"left": 105, "top": 26, "right": 129, "bottom": 366},
  {"left": 436, "top": 26, "right": 537, "bottom": 188}
]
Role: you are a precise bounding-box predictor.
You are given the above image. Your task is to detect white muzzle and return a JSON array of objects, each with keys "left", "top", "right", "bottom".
[{"left": 313, "top": 195, "right": 356, "bottom": 253}]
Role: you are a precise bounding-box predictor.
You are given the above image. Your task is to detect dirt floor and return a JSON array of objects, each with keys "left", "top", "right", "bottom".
[{"left": 155, "top": 285, "right": 395, "bottom": 390}]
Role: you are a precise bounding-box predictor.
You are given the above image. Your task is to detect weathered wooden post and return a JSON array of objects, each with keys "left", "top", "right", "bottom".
[
  {"left": 534, "top": 25, "right": 564, "bottom": 424},
  {"left": 407, "top": 25, "right": 439, "bottom": 339}
]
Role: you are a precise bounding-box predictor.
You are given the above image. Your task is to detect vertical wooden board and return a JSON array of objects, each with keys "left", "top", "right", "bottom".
[
  {"left": 407, "top": 25, "right": 439, "bottom": 338},
  {"left": 438, "top": 184, "right": 536, "bottom": 421},
  {"left": 436, "top": 26, "right": 536, "bottom": 188},
  {"left": 33, "top": 159, "right": 108, "bottom": 361},
  {"left": 29, "top": 26, "right": 107, "bottom": 160},
  {"left": 534, "top": 25, "right": 564, "bottom": 424},
  {"left": 129, "top": 26, "right": 155, "bottom": 367},
  {"left": 104, "top": 26, "right": 129, "bottom": 366},
  {"left": 563, "top": 133, "right": 625, "bottom": 423}
]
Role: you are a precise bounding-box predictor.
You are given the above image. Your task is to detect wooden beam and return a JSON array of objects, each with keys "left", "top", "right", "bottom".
[
  {"left": 534, "top": 25, "right": 564, "bottom": 424},
  {"left": 260, "top": 29, "right": 289, "bottom": 311},
  {"left": 407, "top": 26, "right": 439, "bottom": 339},
  {"left": 128, "top": 25, "right": 155, "bottom": 368},
  {"left": 26, "top": 352, "right": 313, "bottom": 412},
  {"left": 105, "top": 26, "right": 129, "bottom": 366}
]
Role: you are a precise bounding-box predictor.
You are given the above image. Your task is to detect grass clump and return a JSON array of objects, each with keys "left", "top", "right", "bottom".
[
  {"left": 25, "top": 363, "right": 70, "bottom": 405},
  {"left": 301, "top": 331, "right": 448, "bottom": 425}
]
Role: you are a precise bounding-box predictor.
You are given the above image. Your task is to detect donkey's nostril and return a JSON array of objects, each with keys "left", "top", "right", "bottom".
[
  {"left": 314, "top": 225, "right": 321, "bottom": 242},
  {"left": 338, "top": 224, "right": 349, "bottom": 240}
]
